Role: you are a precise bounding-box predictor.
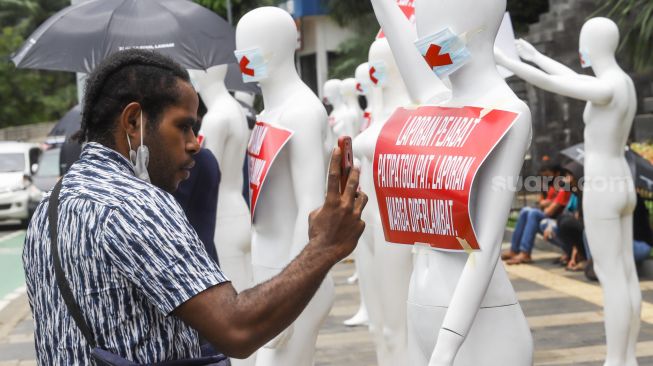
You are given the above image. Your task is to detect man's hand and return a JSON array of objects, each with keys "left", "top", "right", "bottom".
[
  {"left": 308, "top": 147, "right": 368, "bottom": 264},
  {"left": 173, "top": 147, "right": 368, "bottom": 359}
]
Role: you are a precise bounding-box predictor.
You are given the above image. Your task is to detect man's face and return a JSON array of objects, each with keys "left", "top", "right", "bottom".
[{"left": 145, "top": 80, "right": 200, "bottom": 193}]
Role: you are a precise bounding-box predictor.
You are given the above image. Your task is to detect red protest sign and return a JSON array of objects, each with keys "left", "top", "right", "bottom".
[
  {"left": 247, "top": 121, "right": 294, "bottom": 220},
  {"left": 373, "top": 106, "right": 518, "bottom": 251},
  {"left": 377, "top": 0, "right": 415, "bottom": 39}
]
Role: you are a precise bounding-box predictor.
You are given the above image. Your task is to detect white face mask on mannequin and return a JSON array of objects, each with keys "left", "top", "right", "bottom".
[{"left": 126, "top": 111, "right": 151, "bottom": 183}]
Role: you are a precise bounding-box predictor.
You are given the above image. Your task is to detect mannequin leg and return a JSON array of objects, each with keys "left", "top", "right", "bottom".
[
  {"left": 620, "top": 213, "right": 641, "bottom": 366},
  {"left": 253, "top": 265, "right": 334, "bottom": 366},
  {"left": 374, "top": 236, "right": 412, "bottom": 366},
  {"left": 344, "top": 245, "right": 370, "bottom": 326},
  {"left": 585, "top": 217, "right": 637, "bottom": 366},
  {"left": 357, "top": 223, "right": 384, "bottom": 362}
]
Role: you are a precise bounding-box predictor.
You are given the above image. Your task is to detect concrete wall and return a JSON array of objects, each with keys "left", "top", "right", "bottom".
[{"left": 0, "top": 122, "right": 55, "bottom": 143}]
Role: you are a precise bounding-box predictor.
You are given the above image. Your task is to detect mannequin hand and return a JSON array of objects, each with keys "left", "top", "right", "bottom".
[
  {"left": 515, "top": 39, "right": 539, "bottom": 61},
  {"left": 308, "top": 147, "right": 368, "bottom": 264},
  {"left": 264, "top": 324, "right": 293, "bottom": 349}
]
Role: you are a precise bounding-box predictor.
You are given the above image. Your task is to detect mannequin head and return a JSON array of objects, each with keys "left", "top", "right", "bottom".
[
  {"left": 323, "top": 79, "right": 343, "bottom": 106},
  {"left": 579, "top": 17, "right": 619, "bottom": 69},
  {"left": 340, "top": 78, "right": 358, "bottom": 101},
  {"left": 235, "top": 7, "right": 297, "bottom": 81},
  {"left": 368, "top": 38, "right": 401, "bottom": 90},
  {"left": 188, "top": 64, "right": 227, "bottom": 94},
  {"left": 415, "top": 0, "right": 505, "bottom": 61},
  {"left": 355, "top": 62, "right": 373, "bottom": 95}
]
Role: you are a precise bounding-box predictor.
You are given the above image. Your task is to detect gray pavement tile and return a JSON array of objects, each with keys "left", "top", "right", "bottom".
[
  {"left": 510, "top": 277, "right": 549, "bottom": 292},
  {"left": 643, "top": 289, "right": 653, "bottom": 304},
  {"left": 8, "top": 320, "right": 33, "bottom": 337},
  {"left": 0, "top": 343, "right": 36, "bottom": 361},
  {"left": 520, "top": 296, "right": 601, "bottom": 317}
]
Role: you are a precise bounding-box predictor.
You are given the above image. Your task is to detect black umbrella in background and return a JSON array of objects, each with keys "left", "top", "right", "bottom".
[
  {"left": 48, "top": 104, "right": 81, "bottom": 138},
  {"left": 12, "top": 0, "right": 236, "bottom": 73},
  {"left": 561, "top": 143, "right": 653, "bottom": 193}
]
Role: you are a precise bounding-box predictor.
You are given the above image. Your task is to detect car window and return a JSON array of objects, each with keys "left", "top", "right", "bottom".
[
  {"left": 0, "top": 153, "right": 25, "bottom": 173},
  {"left": 35, "top": 148, "right": 60, "bottom": 177}
]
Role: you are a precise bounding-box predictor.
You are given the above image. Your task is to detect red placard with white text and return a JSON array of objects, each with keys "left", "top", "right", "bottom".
[
  {"left": 247, "top": 121, "right": 294, "bottom": 220},
  {"left": 377, "top": 0, "right": 415, "bottom": 39},
  {"left": 373, "top": 106, "right": 519, "bottom": 251}
]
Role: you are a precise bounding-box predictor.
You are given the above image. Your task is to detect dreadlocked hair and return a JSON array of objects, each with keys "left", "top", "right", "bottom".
[{"left": 76, "top": 49, "right": 190, "bottom": 146}]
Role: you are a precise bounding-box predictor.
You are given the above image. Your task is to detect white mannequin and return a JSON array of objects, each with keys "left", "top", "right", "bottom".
[
  {"left": 370, "top": 0, "right": 534, "bottom": 365},
  {"left": 189, "top": 65, "right": 256, "bottom": 366},
  {"left": 235, "top": 7, "right": 334, "bottom": 366},
  {"left": 495, "top": 18, "right": 639, "bottom": 366},
  {"left": 340, "top": 78, "right": 364, "bottom": 136},
  {"left": 354, "top": 62, "right": 381, "bottom": 132},
  {"left": 353, "top": 38, "right": 414, "bottom": 366},
  {"left": 324, "top": 79, "right": 357, "bottom": 138},
  {"left": 341, "top": 63, "right": 383, "bottom": 328},
  {"left": 321, "top": 79, "right": 340, "bottom": 155}
]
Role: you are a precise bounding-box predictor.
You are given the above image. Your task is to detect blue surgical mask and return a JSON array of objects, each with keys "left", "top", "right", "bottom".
[
  {"left": 234, "top": 48, "right": 269, "bottom": 83},
  {"left": 579, "top": 49, "right": 592, "bottom": 69},
  {"left": 126, "top": 111, "right": 151, "bottom": 183},
  {"left": 414, "top": 28, "right": 471, "bottom": 78},
  {"left": 368, "top": 61, "right": 388, "bottom": 88}
]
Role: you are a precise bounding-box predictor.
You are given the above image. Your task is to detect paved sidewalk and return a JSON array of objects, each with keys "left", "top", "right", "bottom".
[{"left": 2, "top": 247, "right": 653, "bottom": 365}]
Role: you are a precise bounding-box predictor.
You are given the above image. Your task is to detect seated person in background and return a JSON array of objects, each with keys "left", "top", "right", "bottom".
[
  {"left": 584, "top": 193, "right": 653, "bottom": 280},
  {"left": 544, "top": 161, "right": 585, "bottom": 271},
  {"left": 503, "top": 162, "right": 571, "bottom": 264}
]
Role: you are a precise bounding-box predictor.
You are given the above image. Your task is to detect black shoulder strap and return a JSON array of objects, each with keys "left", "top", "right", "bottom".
[{"left": 48, "top": 178, "right": 97, "bottom": 348}]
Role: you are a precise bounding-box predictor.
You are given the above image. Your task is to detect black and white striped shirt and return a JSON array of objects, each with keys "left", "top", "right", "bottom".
[{"left": 23, "top": 142, "right": 228, "bottom": 365}]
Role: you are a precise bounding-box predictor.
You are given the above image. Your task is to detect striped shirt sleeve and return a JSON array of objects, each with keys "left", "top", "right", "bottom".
[{"left": 102, "top": 192, "right": 229, "bottom": 315}]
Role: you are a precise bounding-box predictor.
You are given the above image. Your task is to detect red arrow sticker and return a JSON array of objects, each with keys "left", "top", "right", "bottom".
[
  {"left": 369, "top": 67, "right": 379, "bottom": 85},
  {"left": 424, "top": 44, "right": 453, "bottom": 69},
  {"left": 356, "top": 82, "right": 363, "bottom": 92},
  {"left": 239, "top": 56, "right": 255, "bottom": 76}
]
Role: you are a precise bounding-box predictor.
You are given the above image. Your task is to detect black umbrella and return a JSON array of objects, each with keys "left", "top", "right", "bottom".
[
  {"left": 49, "top": 104, "right": 81, "bottom": 137},
  {"left": 561, "top": 143, "right": 653, "bottom": 193},
  {"left": 12, "top": 0, "right": 236, "bottom": 73}
]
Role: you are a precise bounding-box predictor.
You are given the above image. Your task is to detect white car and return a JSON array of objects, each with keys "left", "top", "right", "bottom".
[{"left": 0, "top": 142, "right": 42, "bottom": 226}]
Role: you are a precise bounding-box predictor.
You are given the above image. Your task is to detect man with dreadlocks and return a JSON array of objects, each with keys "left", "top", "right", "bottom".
[{"left": 22, "top": 49, "right": 367, "bottom": 365}]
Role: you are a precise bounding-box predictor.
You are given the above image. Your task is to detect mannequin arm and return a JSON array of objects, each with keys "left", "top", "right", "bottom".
[
  {"left": 515, "top": 39, "right": 577, "bottom": 76},
  {"left": 495, "top": 51, "right": 613, "bottom": 105},
  {"left": 285, "top": 107, "right": 329, "bottom": 259},
  {"left": 369, "top": 0, "right": 450, "bottom": 104}
]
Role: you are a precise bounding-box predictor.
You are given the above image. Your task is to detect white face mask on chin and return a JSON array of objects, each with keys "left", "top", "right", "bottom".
[{"left": 126, "top": 111, "right": 151, "bottom": 183}]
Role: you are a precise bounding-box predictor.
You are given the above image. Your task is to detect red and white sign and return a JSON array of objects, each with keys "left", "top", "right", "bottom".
[
  {"left": 373, "top": 106, "right": 519, "bottom": 251},
  {"left": 247, "top": 121, "right": 294, "bottom": 220},
  {"left": 377, "top": 0, "right": 415, "bottom": 39}
]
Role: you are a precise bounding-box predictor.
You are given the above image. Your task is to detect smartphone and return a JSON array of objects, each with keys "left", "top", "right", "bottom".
[{"left": 338, "top": 136, "right": 353, "bottom": 194}]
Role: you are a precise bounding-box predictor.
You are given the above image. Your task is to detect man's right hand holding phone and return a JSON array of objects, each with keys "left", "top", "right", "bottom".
[{"left": 308, "top": 145, "right": 368, "bottom": 264}]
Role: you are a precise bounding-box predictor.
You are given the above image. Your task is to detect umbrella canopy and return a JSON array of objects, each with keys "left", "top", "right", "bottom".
[
  {"left": 48, "top": 104, "right": 81, "bottom": 137},
  {"left": 12, "top": 0, "right": 236, "bottom": 73},
  {"left": 560, "top": 143, "right": 653, "bottom": 193}
]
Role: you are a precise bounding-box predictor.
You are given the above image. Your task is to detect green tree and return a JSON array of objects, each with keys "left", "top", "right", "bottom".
[
  {"left": 595, "top": 0, "right": 653, "bottom": 72},
  {"left": 0, "top": 0, "right": 76, "bottom": 129},
  {"left": 194, "top": 0, "right": 277, "bottom": 24}
]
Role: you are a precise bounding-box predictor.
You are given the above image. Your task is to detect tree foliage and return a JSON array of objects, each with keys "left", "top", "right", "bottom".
[
  {"left": 193, "top": 0, "right": 277, "bottom": 24},
  {"left": 595, "top": 0, "right": 653, "bottom": 72},
  {"left": 0, "top": 0, "right": 76, "bottom": 129}
]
